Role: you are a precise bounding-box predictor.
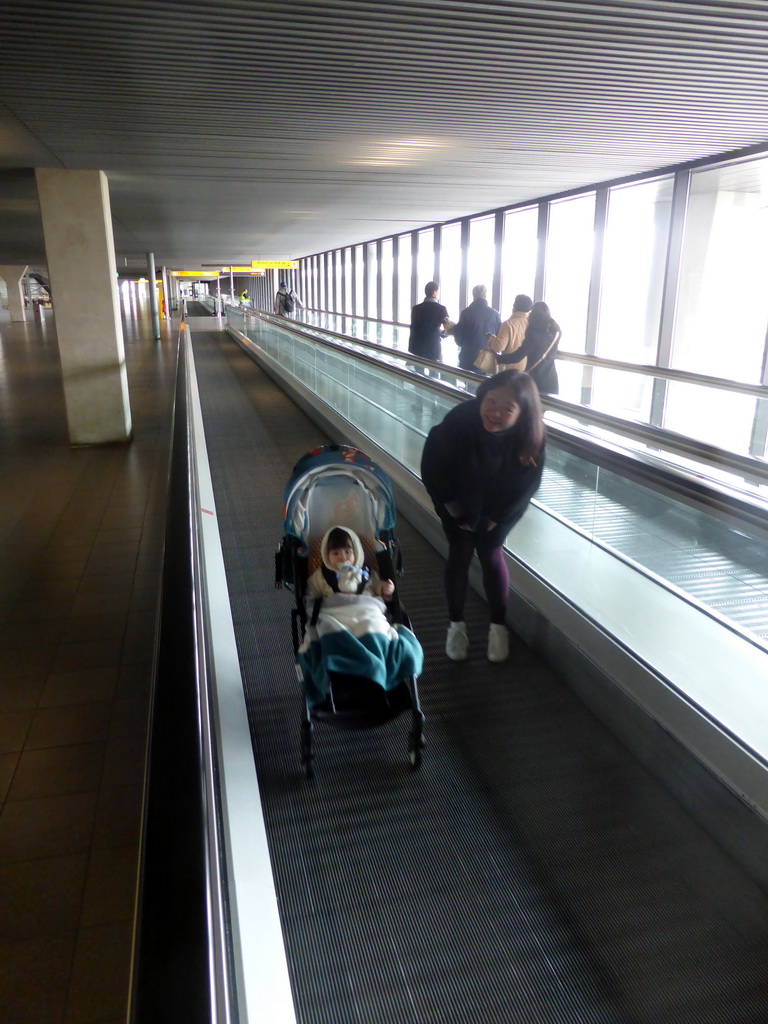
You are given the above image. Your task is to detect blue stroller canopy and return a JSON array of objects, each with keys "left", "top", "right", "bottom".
[{"left": 282, "top": 446, "right": 396, "bottom": 549}]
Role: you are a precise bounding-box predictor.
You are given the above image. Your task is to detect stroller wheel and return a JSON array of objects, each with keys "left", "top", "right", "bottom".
[
  {"left": 407, "top": 729, "right": 424, "bottom": 770},
  {"left": 300, "top": 719, "right": 315, "bottom": 780}
]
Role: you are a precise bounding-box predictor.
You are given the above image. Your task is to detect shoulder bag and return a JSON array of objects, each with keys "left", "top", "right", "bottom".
[{"left": 473, "top": 348, "right": 498, "bottom": 374}]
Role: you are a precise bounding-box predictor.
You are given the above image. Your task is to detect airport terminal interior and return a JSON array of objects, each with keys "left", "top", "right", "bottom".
[{"left": 2, "top": 3, "right": 768, "bottom": 1023}]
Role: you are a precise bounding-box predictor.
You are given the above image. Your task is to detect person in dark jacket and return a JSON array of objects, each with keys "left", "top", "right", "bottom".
[
  {"left": 420, "top": 370, "right": 545, "bottom": 663},
  {"left": 497, "top": 300, "right": 561, "bottom": 394},
  {"left": 408, "top": 281, "right": 451, "bottom": 362},
  {"left": 450, "top": 284, "right": 502, "bottom": 372}
]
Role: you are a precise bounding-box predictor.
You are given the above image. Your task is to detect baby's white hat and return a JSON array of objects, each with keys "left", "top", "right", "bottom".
[{"left": 320, "top": 524, "right": 364, "bottom": 569}]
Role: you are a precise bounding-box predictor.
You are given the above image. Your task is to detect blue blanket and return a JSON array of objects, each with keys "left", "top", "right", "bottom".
[{"left": 297, "top": 595, "right": 423, "bottom": 706}]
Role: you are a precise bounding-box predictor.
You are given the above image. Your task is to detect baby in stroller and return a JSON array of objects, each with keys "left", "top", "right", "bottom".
[
  {"left": 307, "top": 525, "right": 395, "bottom": 601},
  {"left": 298, "top": 522, "right": 423, "bottom": 708},
  {"left": 277, "top": 444, "right": 426, "bottom": 774}
]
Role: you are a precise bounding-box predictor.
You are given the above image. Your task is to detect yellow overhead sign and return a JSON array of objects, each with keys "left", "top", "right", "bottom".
[
  {"left": 171, "top": 270, "right": 220, "bottom": 277},
  {"left": 251, "top": 260, "right": 298, "bottom": 270},
  {"left": 221, "top": 266, "right": 266, "bottom": 274}
]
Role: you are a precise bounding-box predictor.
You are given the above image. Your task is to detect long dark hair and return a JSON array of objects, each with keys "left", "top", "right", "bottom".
[
  {"left": 528, "top": 301, "right": 559, "bottom": 334},
  {"left": 475, "top": 370, "right": 545, "bottom": 462}
]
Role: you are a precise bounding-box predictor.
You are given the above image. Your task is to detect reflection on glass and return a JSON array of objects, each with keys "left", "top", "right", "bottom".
[
  {"left": 591, "top": 367, "right": 654, "bottom": 422},
  {"left": 545, "top": 193, "right": 595, "bottom": 354},
  {"left": 665, "top": 381, "right": 754, "bottom": 456},
  {"left": 673, "top": 156, "right": 768, "bottom": 384},
  {"left": 598, "top": 177, "right": 672, "bottom": 362},
  {"left": 500, "top": 206, "right": 537, "bottom": 315}
]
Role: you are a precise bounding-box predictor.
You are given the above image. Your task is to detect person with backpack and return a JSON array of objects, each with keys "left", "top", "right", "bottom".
[{"left": 274, "top": 280, "right": 304, "bottom": 317}]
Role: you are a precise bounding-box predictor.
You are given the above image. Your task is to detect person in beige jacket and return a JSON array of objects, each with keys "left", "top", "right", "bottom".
[{"left": 485, "top": 294, "right": 533, "bottom": 372}]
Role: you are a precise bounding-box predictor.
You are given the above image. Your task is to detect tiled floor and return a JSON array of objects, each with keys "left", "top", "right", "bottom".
[{"left": 0, "top": 300, "right": 177, "bottom": 1024}]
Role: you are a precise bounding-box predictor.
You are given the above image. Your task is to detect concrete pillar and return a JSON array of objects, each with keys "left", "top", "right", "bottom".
[
  {"left": 147, "top": 251, "right": 161, "bottom": 339},
  {"left": 35, "top": 169, "right": 132, "bottom": 445},
  {"left": 0, "top": 264, "right": 29, "bottom": 321}
]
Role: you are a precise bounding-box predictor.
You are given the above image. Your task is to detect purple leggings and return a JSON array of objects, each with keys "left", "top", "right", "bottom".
[{"left": 444, "top": 529, "right": 509, "bottom": 624}]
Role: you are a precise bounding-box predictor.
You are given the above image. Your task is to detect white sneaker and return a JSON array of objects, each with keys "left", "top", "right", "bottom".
[
  {"left": 487, "top": 624, "right": 509, "bottom": 662},
  {"left": 446, "top": 621, "right": 469, "bottom": 661}
]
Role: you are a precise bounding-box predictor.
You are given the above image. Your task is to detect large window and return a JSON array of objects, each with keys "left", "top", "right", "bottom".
[
  {"left": 500, "top": 206, "right": 538, "bottom": 317},
  {"left": 366, "top": 242, "right": 377, "bottom": 318},
  {"left": 331, "top": 251, "right": 341, "bottom": 312},
  {"left": 439, "top": 222, "right": 461, "bottom": 320},
  {"left": 354, "top": 245, "right": 364, "bottom": 315},
  {"left": 672, "top": 157, "right": 768, "bottom": 382},
  {"left": 321, "top": 254, "right": 329, "bottom": 311},
  {"left": 380, "top": 238, "right": 393, "bottom": 321},
  {"left": 544, "top": 193, "right": 595, "bottom": 353},
  {"left": 665, "top": 157, "right": 768, "bottom": 449},
  {"left": 590, "top": 177, "right": 674, "bottom": 421},
  {"left": 416, "top": 229, "right": 435, "bottom": 295},
  {"left": 467, "top": 215, "right": 496, "bottom": 305},
  {"left": 396, "top": 233, "right": 412, "bottom": 323},
  {"left": 314, "top": 256, "right": 322, "bottom": 310},
  {"left": 343, "top": 248, "right": 353, "bottom": 313},
  {"left": 597, "top": 177, "right": 673, "bottom": 363}
]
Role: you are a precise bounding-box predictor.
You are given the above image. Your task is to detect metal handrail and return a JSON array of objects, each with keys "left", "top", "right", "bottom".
[
  {"left": 237, "top": 308, "right": 768, "bottom": 493},
  {"left": 295, "top": 307, "right": 768, "bottom": 400}
]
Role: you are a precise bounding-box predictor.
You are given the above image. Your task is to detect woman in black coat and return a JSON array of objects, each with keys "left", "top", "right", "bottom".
[
  {"left": 497, "top": 301, "right": 561, "bottom": 395},
  {"left": 420, "top": 370, "right": 545, "bottom": 663}
]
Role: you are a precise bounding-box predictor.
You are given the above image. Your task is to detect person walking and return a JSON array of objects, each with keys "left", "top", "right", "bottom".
[
  {"left": 496, "top": 301, "right": 561, "bottom": 394},
  {"left": 408, "top": 281, "right": 451, "bottom": 362},
  {"left": 274, "top": 280, "right": 304, "bottom": 317},
  {"left": 420, "top": 370, "right": 545, "bottom": 663},
  {"left": 450, "top": 284, "right": 502, "bottom": 373},
  {"left": 485, "top": 293, "right": 533, "bottom": 372},
  {"left": 239, "top": 288, "right": 250, "bottom": 306}
]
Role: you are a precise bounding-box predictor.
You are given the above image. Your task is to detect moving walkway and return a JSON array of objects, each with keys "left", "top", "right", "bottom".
[{"left": 132, "top": 312, "right": 768, "bottom": 1024}]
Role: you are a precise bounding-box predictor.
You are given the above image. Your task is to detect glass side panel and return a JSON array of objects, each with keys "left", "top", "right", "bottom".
[
  {"left": 598, "top": 177, "right": 673, "bottom": 361},
  {"left": 545, "top": 192, "right": 595, "bottom": 354},
  {"left": 256, "top": 306, "right": 768, "bottom": 485},
  {"left": 664, "top": 380, "right": 756, "bottom": 456},
  {"left": 591, "top": 366, "right": 654, "bottom": 423},
  {"left": 230, "top": 308, "right": 768, "bottom": 647}
]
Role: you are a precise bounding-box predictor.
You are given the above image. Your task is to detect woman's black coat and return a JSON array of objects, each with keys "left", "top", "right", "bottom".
[
  {"left": 499, "top": 319, "right": 561, "bottom": 394},
  {"left": 420, "top": 399, "right": 544, "bottom": 545}
]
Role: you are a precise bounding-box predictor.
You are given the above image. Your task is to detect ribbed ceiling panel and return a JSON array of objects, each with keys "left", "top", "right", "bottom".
[{"left": 2, "top": 0, "right": 768, "bottom": 265}]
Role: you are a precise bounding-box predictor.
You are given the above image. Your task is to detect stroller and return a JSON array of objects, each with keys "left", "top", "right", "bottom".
[{"left": 275, "top": 444, "right": 425, "bottom": 778}]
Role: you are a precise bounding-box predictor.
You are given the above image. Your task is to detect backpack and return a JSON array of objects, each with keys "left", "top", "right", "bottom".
[{"left": 282, "top": 290, "right": 295, "bottom": 313}]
